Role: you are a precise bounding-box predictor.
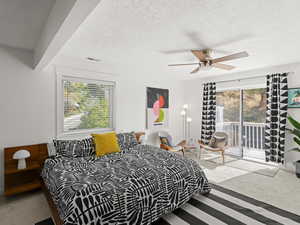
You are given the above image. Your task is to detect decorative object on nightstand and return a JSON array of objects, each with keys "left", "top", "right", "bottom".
[
  {"left": 4, "top": 143, "right": 48, "bottom": 196},
  {"left": 13, "top": 149, "right": 30, "bottom": 169}
]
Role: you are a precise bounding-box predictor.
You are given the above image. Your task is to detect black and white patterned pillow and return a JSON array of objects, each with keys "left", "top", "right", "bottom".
[
  {"left": 53, "top": 137, "right": 95, "bottom": 158},
  {"left": 117, "top": 132, "right": 139, "bottom": 151}
]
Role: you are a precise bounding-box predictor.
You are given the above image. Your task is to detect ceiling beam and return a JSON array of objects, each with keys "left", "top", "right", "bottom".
[{"left": 33, "top": 0, "right": 102, "bottom": 70}]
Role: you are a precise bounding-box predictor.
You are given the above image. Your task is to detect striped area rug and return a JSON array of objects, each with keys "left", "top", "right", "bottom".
[
  {"left": 153, "top": 184, "right": 300, "bottom": 225},
  {"left": 36, "top": 184, "right": 300, "bottom": 225}
]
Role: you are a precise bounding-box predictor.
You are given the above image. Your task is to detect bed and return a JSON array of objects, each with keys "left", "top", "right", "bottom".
[{"left": 42, "top": 138, "right": 211, "bottom": 225}]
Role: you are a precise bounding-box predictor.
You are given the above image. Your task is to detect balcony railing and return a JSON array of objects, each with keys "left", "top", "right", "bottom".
[{"left": 216, "top": 122, "right": 265, "bottom": 150}]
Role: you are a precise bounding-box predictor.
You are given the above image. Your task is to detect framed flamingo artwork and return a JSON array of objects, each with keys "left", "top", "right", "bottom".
[{"left": 146, "top": 87, "right": 169, "bottom": 129}]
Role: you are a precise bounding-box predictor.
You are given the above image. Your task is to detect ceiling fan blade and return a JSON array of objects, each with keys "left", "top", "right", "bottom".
[
  {"left": 191, "top": 50, "right": 206, "bottom": 61},
  {"left": 212, "top": 63, "right": 235, "bottom": 70},
  {"left": 190, "top": 66, "right": 200, "bottom": 74},
  {"left": 211, "top": 51, "right": 249, "bottom": 63},
  {"left": 168, "top": 63, "right": 199, "bottom": 66}
]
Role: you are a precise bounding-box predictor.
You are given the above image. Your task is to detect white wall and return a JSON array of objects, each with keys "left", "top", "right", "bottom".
[
  {"left": 0, "top": 45, "right": 55, "bottom": 194},
  {"left": 183, "top": 62, "right": 300, "bottom": 172},
  {"left": 0, "top": 45, "right": 184, "bottom": 194}
]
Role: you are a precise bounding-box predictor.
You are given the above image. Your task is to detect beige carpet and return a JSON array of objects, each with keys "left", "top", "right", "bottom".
[{"left": 185, "top": 150, "right": 279, "bottom": 177}]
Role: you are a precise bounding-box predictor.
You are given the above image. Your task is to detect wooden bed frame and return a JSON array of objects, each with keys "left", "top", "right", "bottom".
[
  {"left": 41, "top": 179, "right": 64, "bottom": 225},
  {"left": 42, "top": 132, "right": 145, "bottom": 225}
]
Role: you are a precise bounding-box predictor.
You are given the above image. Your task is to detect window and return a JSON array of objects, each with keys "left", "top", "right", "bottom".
[{"left": 58, "top": 76, "right": 115, "bottom": 134}]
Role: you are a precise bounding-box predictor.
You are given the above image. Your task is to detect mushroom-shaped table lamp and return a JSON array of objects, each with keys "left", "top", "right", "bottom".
[{"left": 13, "top": 150, "right": 31, "bottom": 170}]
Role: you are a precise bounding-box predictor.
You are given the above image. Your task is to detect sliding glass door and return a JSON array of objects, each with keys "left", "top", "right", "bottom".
[
  {"left": 216, "top": 90, "right": 242, "bottom": 157},
  {"left": 216, "top": 88, "right": 266, "bottom": 161},
  {"left": 242, "top": 88, "right": 266, "bottom": 161}
]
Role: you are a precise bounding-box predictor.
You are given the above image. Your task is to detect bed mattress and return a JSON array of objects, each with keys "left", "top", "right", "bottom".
[{"left": 42, "top": 144, "right": 211, "bottom": 225}]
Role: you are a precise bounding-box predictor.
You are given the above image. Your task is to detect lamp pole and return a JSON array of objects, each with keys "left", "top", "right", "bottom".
[
  {"left": 182, "top": 104, "right": 190, "bottom": 141},
  {"left": 181, "top": 110, "right": 186, "bottom": 140},
  {"left": 187, "top": 117, "right": 192, "bottom": 144}
]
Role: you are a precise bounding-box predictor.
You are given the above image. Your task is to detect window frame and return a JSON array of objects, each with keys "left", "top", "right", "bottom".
[{"left": 56, "top": 74, "right": 116, "bottom": 137}]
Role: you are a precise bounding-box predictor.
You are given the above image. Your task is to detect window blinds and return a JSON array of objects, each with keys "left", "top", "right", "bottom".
[{"left": 63, "top": 79, "right": 114, "bottom": 132}]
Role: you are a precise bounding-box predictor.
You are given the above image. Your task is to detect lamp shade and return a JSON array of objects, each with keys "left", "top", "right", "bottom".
[
  {"left": 183, "top": 104, "right": 188, "bottom": 109},
  {"left": 13, "top": 150, "right": 30, "bottom": 170},
  {"left": 13, "top": 150, "right": 30, "bottom": 159}
]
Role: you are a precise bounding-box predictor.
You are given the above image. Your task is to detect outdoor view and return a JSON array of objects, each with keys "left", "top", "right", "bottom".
[
  {"left": 216, "top": 88, "right": 266, "bottom": 160},
  {"left": 63, "top": 80, "right": 113, "bottom": 132},
  {"left": 216, "top": 88, "right": 266, "bottom": 123}
]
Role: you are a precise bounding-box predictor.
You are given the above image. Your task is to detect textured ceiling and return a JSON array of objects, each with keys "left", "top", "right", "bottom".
[
  {"left": 0, "top": 0, "right": 55, "bottom": 50},
  {"left": 59, "top": 0, "right": 300, "bottom": 79}
]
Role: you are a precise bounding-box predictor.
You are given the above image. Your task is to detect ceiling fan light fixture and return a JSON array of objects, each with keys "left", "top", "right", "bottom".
[
  {"left": 199, "top": 64, "right": 213, "bottom": 71},
  {"left": 199, "top": 61, "right": 212, "bottom": 70}
]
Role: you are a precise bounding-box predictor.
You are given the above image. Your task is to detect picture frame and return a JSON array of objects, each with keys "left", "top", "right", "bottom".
[
  {"left": 146, "top": 87, "right": 169, "bottom": 129},
  {"left": 288, "top": 88, "right": 300, "bottom": 108}
]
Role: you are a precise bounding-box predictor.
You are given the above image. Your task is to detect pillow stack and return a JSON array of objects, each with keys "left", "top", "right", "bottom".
[
  {"left": 116, "top": 132, "right": 139, "bottom": 151},
  {"left": 53, "top": 137, "right": 95, "bottom": 158},
  {"left": 53, "top": 131, "right": 139, "bottom": 158}
]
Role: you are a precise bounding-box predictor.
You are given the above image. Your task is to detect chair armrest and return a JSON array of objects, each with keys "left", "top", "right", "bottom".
[
  {"left": 198, "top": 139, "right": 206, "bottom": 148},
  {"left": 198, "top": 140, "right": 204, "bottom": 145},
  {"left": 160, "top": 144, "right": 172, "bottom": 151},
  {"left": 177, "top": 140, "right": 187, "bottom": 147},
  {"left": 172, "top": 146, "right": 184, "bottom": 151},
  {"left": 198, "top": 140, "right": 222, "bottom": 151},
  {"left": 160, "top": 144, "right": 183, "bottom": 152}
]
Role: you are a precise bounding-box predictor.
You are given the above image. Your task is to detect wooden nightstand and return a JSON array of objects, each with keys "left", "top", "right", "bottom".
[{"left": 4, "top": 143, "right": 48, "bottom": 196}]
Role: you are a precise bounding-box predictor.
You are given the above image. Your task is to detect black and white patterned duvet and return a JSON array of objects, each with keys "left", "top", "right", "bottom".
[{"left": 42, "top": 144, "right": 211, "bottom": 225}]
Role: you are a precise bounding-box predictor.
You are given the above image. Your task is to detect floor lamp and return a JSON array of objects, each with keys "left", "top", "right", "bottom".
[
  {"left": 181, "top": 104, "right": 192, "bottom": 142},
  {"left": 186, "top": 117, "right": 192, "bottom": 143},
  {"left": 181, "top": 109, "right": 187, "bottom": 140}
]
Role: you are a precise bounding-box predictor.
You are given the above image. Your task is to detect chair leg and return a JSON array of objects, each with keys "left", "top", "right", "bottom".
[
  {"left": 221, "top": 150, "right": 225, "bottom": 164},
  {"left": 182, "top": 149, "right": 184, "bottom": 156},
  {"left": 198, "top": 147, "right": 202, "bottom": 160}
]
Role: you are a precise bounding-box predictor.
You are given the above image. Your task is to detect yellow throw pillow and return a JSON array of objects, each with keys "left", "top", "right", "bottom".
[{"left": 91, "top": 132, "right": 120, "bottom": 156}]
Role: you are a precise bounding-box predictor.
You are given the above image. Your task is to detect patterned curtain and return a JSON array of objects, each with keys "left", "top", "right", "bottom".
[
  {"left": 265, "top": 73, "right": 288, "bottom": 164},
  {"left": 201, "top": 82, "right": 216, "bottom": 144}
]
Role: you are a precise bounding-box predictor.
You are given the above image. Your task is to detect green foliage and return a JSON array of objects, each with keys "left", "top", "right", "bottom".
[
  {"left": 216, "top": 88, "right": 266, "bottom": 123},
  {"left": 64, "top": 81, "right": 111, "bottom": 131},
  {"left": 294, "top": 137, "right": 300, "bottom": 147},
  {"left": 287, "top": 115, "right": 300, "bottom": 152},
  {"left": 79, "top": 98, "right": 110, "bottom": 129},
  {"left": 288, "top": 116, "right": 300, "bottom": 129}
]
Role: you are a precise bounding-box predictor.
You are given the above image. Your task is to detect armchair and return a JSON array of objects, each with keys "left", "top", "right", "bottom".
[
  {"left": 158, "top": 131, "right": 186, "bottom": 156},
  {"left": 198, "top": 131, "right": 228, "bottom": 164}
]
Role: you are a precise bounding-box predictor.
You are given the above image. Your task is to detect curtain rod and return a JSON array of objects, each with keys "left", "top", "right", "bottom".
[{"left": 203, "top": 72, "right": 292, "bottom": 85}]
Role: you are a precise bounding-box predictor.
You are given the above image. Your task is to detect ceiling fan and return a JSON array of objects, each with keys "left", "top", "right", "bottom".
[{"left": 168, "top": 49, "right": 249, "bottom": 74}]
